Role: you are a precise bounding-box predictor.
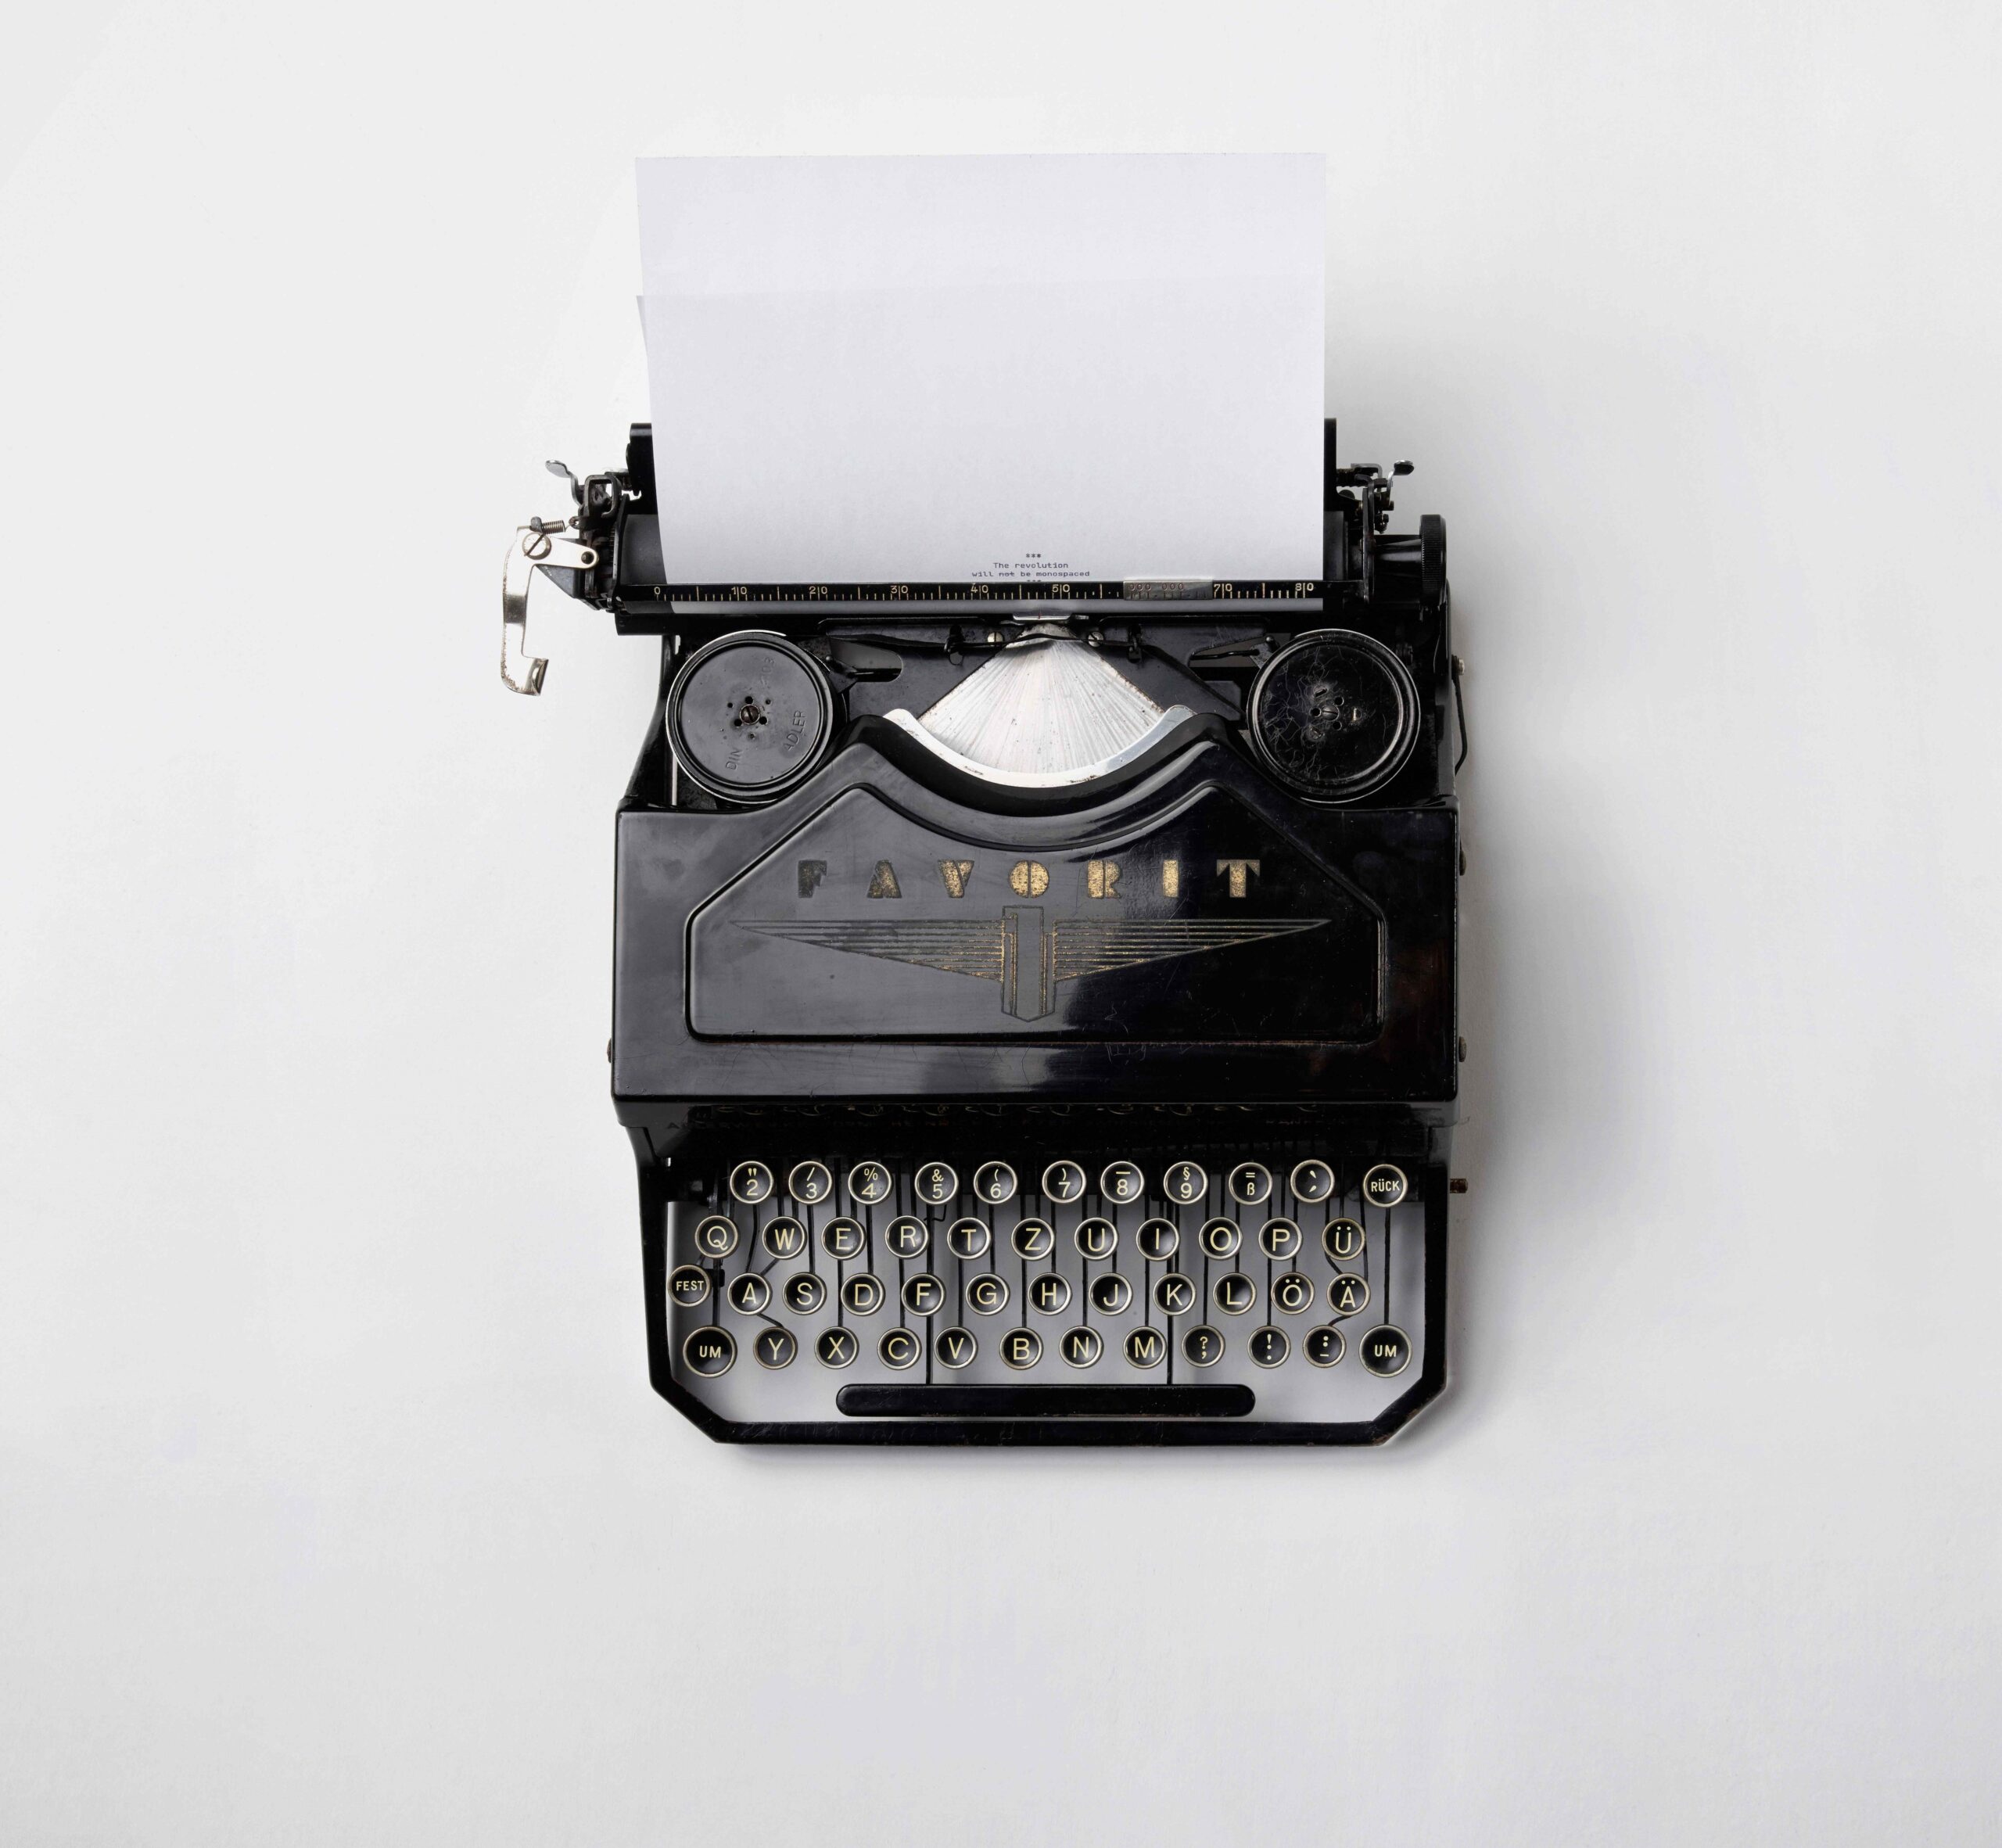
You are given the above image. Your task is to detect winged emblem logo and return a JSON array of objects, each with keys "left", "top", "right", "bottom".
[{"left": 739, "top": 906, "right": 1326, "bottom": 1020}]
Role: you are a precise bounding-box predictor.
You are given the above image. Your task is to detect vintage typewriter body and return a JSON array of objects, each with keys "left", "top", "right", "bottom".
[{"left": 503, "top": 422, "right": 1463, "bottom": 1444}]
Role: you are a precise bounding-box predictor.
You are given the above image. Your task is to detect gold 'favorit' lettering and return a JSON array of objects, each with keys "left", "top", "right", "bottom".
[
  {"left": 1217, "top": 858, "right": 1261, "bottom": 899},
  {"left": 1086, "top": 859, "right": 1121, "bottom": 899},
  {"left": 1161, "top": 858, "right": 1180, "bottom": 898},
  {"left": 938, "top": 859, "right": 974, "bottom": 898},
  {"left": 1009, "top": 859, "right": 1049, "bottom": 897},
  {"left": 867, "top": 861, "right": 902, "bottom": 899}
]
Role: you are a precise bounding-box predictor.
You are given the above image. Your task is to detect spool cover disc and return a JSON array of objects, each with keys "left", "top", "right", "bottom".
[
  {"left": 669, "top": 633, "right": 834, "bottom": 798},
  {"left": 1248, "top": 630, "right": 1419, "bottom": 801}
]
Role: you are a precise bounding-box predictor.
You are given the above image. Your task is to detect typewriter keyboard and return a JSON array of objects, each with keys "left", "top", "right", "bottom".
[{"left": 658, "top": 1143, "right": 1435, "bottom": 1436}]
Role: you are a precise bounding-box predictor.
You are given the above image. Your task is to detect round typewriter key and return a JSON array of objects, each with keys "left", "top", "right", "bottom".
[
  {"left": 1100, "top": 1161, "right": 1145, "bottom": 1206},
  {"left": 727, "top": 1272, "right": 772, "bottom": 1316},
  {"left": 1248, "top": 1326, "right": 1289, "bottom": 1368},
  {"left": 1136, "top": 1218, "right": 1179, "bottom": 1262},
  {"left": 999, "top": 1327, "right": 1042, "bottom": 1370},
  {"left": 693, "top": 1215, "right": 740, "bottom": 1259},
  {"left": 935, "top": 1326, "right": 977, "bottom": 1369},
  {"left": 1163, "top": 1160, "right": 1207, "bottom": 1206},
  {"left": 1090, "top": 1272, "right": 1132, "bottom": 1315},
  {"left": 1028, "top": 1272, "right": 1072, "bottom": 1316},
  {"left": 1362, "top": 1163, "right": 1409, "bottom": 1208},
  {"left": 787, "top": 1160, "right": 832, "bottom": 1206},
  {"left": 1042, "top": 1160, "right": 1087, "bottom": 1204},
  {"left": 966, "top": 1272, "right": 1010, "bottom": 1316},
  {"left": 841, "top": 1272, "right": 885, "bottom": 1315},
  {"left": 1010, "top": 1217, "right": 1055, "bottom": 1260},
  {"left": 821, "top": 1217, "right": 865, "bottom": 1261},
  {"left": 1182, "top": 1324, "right": 1224, "bottom": 1368},
  {"left": 1124, "top": 1326, "right": 1168, "bottom": 1369},
  {"left": 913, "top": 1161, "right": 958, "bottom": 1207},
  {"left": 879, "top": 1327, "right": 921, "bottom": 1370},
  {"left": 1060, "top": 1326, "right": 1104, "bottom": 1368},
  {"left": 682, "top": 1326, "right": 735, "bottom": 1377},
  {"left": 1361, "top": 1324, "right": 1412, "bottom": 1377},
  {"left": 667, "top": 1265, "right": 712, "bottom": 1310},
  {"left": 1247, "top": 629, "right": 1420, "bottom": 802},
  {"left": 1198, "top": 1217, "right": 1242, "bottom": 1261},
  {"left": 846, "top": 1161, "right": 892, "bottom": 1207},
  {"left": 1075, "top": 1217, "right": 1118, "bottom": 1261},
  {"left": 1259, "top": 1217, "right": 1303, "bottom": 1260},
  {"left": 971, "top": 1161, "right": 1017, "bottom": 1206},
  {"left": 1272, "top": 1271, "right": 1315, "bottom": 1315},
  {"left": 1229, "top": 1161, "right": 1274, "bottom": 1207},
  {"left": 1324, "top": 1218, "right": 1365, "bottom": 1263},
  {"left": 666, "top": 630, "right": 835, "bottom": 803},
  {"left": 902, "top": 1273, "right": 946, "bottom": 1318},
  {"left": 752, "top": 1326, "right": 798, "bottom": 1369},
  {"left": 1304, "top": 1326, "right": 1346, "bottom": 1368},
  {"left": 1290, "top": 1159, "right": 1336, "bottom": 1205},
  {"left": 728, "top": 1161, "right": 774, "bottom": 1204},
  {"left": 1154, "top": 1272, "right": 1197, "bottom": 1316},
  {"left": 1214, "top": 1272, "right": 1256, "bottom": 1316},
  {"left": 884, "top": 1216, "right": 929, "bottom": 1260},
  {"left": 784, "top": 1272, "right": 827, "bottom": 1315},
  {"left": 760, "top": 1215, "right": 805, "bottom": 1259},
  {"left": 815, "top": 1326, "right": 858, "bottom": 1369},
  {"left": 946, "top": 1217, "right": 992, "bottom": 1261},
  {"left": 1327, "top": 1273, "right": 1371, "bottom": 1319}
]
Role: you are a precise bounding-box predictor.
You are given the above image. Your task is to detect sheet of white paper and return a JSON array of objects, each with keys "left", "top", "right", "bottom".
[{"left": 636, "top": 155, "right": 1324, "bottom": 584}]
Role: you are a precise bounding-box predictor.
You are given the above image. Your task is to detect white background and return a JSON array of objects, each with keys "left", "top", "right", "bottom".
[{"left": 2, "top": 4, "right": 1997, "bottom": 1843}]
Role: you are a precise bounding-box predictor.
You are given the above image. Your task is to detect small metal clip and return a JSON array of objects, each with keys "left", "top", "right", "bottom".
[
  {"left": 502, "top": 519, "right": 597, "bottom": 694},
  {"left": 1451, "top": 654, "right": 1469, "bottom": 773}
]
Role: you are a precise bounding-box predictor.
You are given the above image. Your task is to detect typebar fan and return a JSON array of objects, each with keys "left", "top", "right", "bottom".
[{"left": 884, "top": 637, "right": 1194, "bottom": 788}]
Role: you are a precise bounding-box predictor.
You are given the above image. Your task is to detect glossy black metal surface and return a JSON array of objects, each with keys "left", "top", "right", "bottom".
[{"left": 530, "top": 418, "right": 1463, "bottom": 1445}]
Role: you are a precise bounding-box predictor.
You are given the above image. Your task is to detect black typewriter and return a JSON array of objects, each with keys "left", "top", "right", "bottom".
[{"left": 502, "top": 421, "right": 1465, "bottom": 1444}]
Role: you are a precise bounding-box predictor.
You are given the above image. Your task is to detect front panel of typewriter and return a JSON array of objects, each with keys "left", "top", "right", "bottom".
[
  {"left": 508, "top": 421, "right": 1462, "bottom": 1444},
  {"left": 651, "top": 1136, "right": 1444, "bottom": 1444}
]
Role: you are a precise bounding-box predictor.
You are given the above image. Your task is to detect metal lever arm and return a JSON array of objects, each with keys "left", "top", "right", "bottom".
[{"left": 501, "top": 522, "right": 598, "bottom": 694}]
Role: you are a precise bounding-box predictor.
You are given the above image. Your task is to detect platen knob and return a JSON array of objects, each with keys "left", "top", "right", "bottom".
[
  {"left": 1247, "top": 629, "right": 1420, "bottom": 802},
  {"left": 666, "top": 630, "right": 835, "bottom": 802}
]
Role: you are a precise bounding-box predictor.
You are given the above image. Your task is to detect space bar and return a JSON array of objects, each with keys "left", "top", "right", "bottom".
[{"left": 837, "top": 1383, "right": 1254, "bottom": 1419}]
